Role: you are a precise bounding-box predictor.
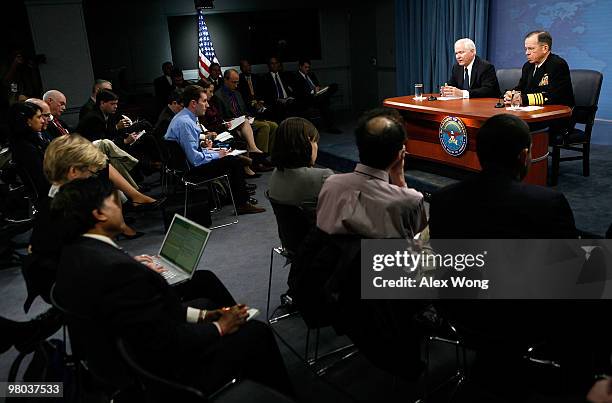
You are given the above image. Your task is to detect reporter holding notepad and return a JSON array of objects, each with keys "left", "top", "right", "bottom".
[{"left": 165, "top": 85, "right": 265, "bottom": 215}]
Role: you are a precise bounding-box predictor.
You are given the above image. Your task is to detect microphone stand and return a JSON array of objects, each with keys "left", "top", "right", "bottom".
[{"left": 495, "top": 89, "right": 506, "bottom": 108}]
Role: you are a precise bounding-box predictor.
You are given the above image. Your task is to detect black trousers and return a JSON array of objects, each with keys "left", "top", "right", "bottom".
[
  {"left": 191, "top": 320, "right": 294, "bottom": 397},
  {"left": 191, "top": 156, "right": 248, "bottom": 204},
  {"left": 172, "top": 271, "right": 294, "bottom": 395},
  {"left": 175, "top": 270, "right": 237, "bottom": 308},
  {"left": 528, "top": 118, "right": 571, "bottom": 145}
]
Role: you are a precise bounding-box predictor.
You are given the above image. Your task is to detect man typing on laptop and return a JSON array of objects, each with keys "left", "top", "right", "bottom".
[{"left": 51, "top": 177, "right": 292, "bottom": 396}]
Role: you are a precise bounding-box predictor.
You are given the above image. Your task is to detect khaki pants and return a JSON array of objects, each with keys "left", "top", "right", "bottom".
[
  {"left": 251, "top": 120, "right": 278, "bottom": 154},
  {"left": 93, "top": 139, "right": 139, "bottom": 189}
]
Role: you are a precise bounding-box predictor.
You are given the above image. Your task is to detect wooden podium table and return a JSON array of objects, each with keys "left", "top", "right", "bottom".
[{"left": 383, "top": 95, "right": 572, "bottom": 186}]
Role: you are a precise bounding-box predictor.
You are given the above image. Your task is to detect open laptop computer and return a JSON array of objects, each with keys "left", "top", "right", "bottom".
[{"left": 152, "top": 214, "right": 211, "bottom": 285}]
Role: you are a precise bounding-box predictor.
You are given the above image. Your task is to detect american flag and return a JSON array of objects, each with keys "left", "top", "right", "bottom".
[{"left": 198, "top": 10, "right": 219, "bottom": 79}]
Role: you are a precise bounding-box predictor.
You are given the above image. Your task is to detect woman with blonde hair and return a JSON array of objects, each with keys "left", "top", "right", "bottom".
[{"left": 23, "top": 135, "right": 148, "bottom": 311}]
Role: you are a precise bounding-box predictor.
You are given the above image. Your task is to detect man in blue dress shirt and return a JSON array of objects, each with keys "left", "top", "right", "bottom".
[{"left": 165, "top": 85, "right": 265, "bottom": 214}]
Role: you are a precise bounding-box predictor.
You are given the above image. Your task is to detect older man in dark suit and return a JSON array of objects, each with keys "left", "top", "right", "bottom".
[{"left": 441, "top": 38, "right": 500, "bottom": 99}]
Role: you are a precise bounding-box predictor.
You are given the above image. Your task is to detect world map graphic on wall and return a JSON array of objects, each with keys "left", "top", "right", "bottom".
[{"left": 490, "top": 0, "right": 611, "bottom": 119}]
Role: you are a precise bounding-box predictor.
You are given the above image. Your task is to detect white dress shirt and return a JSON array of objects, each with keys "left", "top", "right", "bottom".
[
  {"left": 270, "top": 72, "right": 288, "bottom": 99},
  {"left": 462, "top": 59, "right": 475, "bottom": 99}
]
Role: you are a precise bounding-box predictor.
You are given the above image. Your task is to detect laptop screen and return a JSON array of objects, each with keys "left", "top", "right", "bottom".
[{"left": 159, "top": 215, "right": 210, "bottom": 274}]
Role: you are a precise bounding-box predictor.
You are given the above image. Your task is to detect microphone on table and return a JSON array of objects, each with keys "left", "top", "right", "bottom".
[{"left": 495, "top": 90, "right": 506, "bottom": 108}]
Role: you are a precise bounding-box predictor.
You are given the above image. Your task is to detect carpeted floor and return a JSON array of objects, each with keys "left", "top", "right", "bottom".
[{"left": 1, "top": 111, "right": 606, "bottom": 402}]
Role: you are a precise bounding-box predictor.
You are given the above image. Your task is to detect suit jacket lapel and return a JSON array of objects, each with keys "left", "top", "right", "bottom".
[
  {"left": 470, "top": 56, "right": 480, "bottom": 88},
  {"left": 529, "top": 60, "right": 546, "bottom": 88}
]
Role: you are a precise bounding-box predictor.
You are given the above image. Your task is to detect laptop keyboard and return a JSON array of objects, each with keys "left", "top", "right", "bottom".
[
  {"left": 161, "top": 271, "right": 177, "bottom": 280},
  {"left": 150, "top": 257, "right": 178, "bottom": 281}
]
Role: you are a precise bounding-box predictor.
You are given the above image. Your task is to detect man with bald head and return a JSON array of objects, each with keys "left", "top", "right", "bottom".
[
  {"left": 42, "top": 89, "right": 142, "bottom": 188},
  {"left": 316, "top": 108, "right": 427, "bottom": 238},
  {"left": 42, "top": 89, "right": 70, "bottom": 138},
  {"left": 80, "top": 79, "right": 112, "bottom": 120},
  {"left": 441, "top": 38, "right": 500, "bottom": 98}
]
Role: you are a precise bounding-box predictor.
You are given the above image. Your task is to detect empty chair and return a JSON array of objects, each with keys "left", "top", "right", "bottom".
[
  {"left": 496, "top": 68, "right": 522, "bottom": 94},
  {"left": 550, "top": 69, "right": 603, "bottom": 185}
]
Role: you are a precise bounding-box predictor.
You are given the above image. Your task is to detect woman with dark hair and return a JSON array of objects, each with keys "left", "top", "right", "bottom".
[
  {"left": 8, "top": 101, "right": 50, "bottom": 199},
  {"left": 268, "top": 117, "right": 333, "bottom": 206}
]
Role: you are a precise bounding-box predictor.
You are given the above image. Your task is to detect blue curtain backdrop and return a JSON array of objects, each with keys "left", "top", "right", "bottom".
[{"left": 395, "top": 0, "right": 490, "bottom": 96}]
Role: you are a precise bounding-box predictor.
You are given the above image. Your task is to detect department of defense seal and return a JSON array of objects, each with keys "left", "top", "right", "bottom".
[{"left": 439, "top": 116, "right": 468, "bottom": 157}]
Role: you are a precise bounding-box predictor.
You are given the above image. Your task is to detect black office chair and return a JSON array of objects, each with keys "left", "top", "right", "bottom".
[
  {"left": 496, "top": 68, "right": 522, "bottom": 94},
  {"left": 116, "top": 337, "right": 296, "bottom": 403},
  {"left": 13, "top": 162, "right": 41, "bottom": 218},
  {"left": 266, "top": 193, "right": 357, "bottom": 376},
  {"left": 115, "top": 337, "right": 206, "bottom": 403},
  {"left": 265, "top": 191, "right": 315, "bottom": 319},
  {"left": 163, "top": 140, "right": 238, "bottom": 229},
  {"left": 49, "top": 283, "right": 134, "bottom": 402},
  {"left": 550, "top": 69, "right": 603, "bottom": 185}
]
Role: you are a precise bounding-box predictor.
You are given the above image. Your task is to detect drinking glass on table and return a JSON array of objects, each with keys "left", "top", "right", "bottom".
[
  {"left": 511, "top": 91, "right": 522, "bottom": 110},
  {"left": 414, "top": 83, "right": 424, "bottom": 100},
  {"left": 440, "top": 83, "right": 447, "bottom": 97}
]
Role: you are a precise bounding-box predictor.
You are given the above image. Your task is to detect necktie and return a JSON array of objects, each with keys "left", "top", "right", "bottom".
[
  {"left": 463, "top": 68, "right": 470, "bottom": 90},
  {"left": 305, "top": 74, "right": 315, "bottom": 91},
  {"left": 52, "top": 119, "right": 68, "bottom": 136},
  {"left": 229, "top": 92, "right": 240, "bottom": 116},
  {"left": 533, "top": 65, "right": 538, "bottom": 77},
  {"left": 274, "top": 74, "right": 284, "bottom": 99}
]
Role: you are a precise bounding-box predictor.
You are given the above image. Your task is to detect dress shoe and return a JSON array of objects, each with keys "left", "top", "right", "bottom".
[
  {"left": 128, "top": 197, "right": 167, "bottom": 212},
  {"left": 248, "top": 197, "right": 258, "bottom": 205},
  {"left": 237, "top": 203, "right": 266, "bottom": 215},
  {"left": 245, "top": 183, "right": 257, "bottom": 191},
  {"left": 16, "top": 308, "right": 63, "bottom": 353},
  {"left": 1, "top": 308, "right": 64, "bottom": 354}
]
